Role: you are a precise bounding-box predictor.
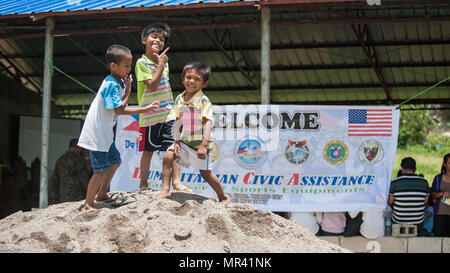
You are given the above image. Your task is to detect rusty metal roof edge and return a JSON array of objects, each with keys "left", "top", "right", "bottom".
[
  {"left": 0, "top": 1, "right": 261, "bottom": 20},
  {"left": 0, "top": 0, "right": 376, "bottom": 21}
]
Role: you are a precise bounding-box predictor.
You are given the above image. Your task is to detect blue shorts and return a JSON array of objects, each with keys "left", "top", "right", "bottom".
[{"left": 89, "top": 143, "right": 122, "bottom": 173}]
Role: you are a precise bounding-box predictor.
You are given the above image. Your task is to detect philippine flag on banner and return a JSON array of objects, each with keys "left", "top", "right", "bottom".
[{"left": 348, "top": 109, "right": 392, "bottom": 136}]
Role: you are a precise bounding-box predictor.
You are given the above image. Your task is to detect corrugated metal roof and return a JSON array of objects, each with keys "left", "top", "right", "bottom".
[
  {"left": 0, "top": 0, "right": 449, "bottom": 119},
  {"left": 0, "top": 0, "right": 256, "bottom": 16}
]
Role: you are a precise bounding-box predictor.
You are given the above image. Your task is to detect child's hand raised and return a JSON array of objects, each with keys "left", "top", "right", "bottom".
[
  {"left": 125, "top": 74, "right": 133, "bottom": 85},
  {"left": 154, "top": 47, "right": 169, "bottom": 66},
  {"left": 125, "top": 74, "right": 133, "bottom": 91}
]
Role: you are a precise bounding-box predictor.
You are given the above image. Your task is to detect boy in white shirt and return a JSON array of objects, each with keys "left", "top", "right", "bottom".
[{"left": 78, "top": 44, "right": 159, "bottom": 211}]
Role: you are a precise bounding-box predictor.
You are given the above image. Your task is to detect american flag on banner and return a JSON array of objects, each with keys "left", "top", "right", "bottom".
[{"left": 348, "top": 109, "right": 392, "bottom": 136}]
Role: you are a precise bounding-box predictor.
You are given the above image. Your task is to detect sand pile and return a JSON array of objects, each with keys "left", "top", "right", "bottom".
[{"left": 0, "top": 191, "right": 349, "bottom": 253}]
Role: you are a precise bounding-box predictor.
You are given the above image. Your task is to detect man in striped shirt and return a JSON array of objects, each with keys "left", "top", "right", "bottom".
[{"left": 388, "top": 157, "right": 430, "bottom": 236}]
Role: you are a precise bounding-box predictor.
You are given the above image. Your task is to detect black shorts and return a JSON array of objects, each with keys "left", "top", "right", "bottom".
[{"left": 138, "top": 120, "right": 175, "bottom": 152}]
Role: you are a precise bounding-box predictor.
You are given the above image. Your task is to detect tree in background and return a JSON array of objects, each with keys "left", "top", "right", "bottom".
[
  {"left": 430, "top": 106, "right": 450, "bottom": 135},
  {"left": 398, "top": 106, "right": 436, "bottom": 149}
]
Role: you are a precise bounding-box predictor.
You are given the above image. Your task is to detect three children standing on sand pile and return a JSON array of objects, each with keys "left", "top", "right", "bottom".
[{"left": 77, "top": 23, "right": 229, "bottom": 211}]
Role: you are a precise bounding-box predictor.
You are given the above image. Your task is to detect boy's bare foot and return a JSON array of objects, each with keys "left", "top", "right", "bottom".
[
  {"left": 219, "top": 194, "right": 231, "bottom": 203},
  {"left": 139, "top": 182, "right": 149, "bottom": 192},
  {"left": 139, "top": 187, "right": 152, "bottom": 192},
  {"left": 155, "top": 191, "right": 172, "bottom": 200},
  {"left": 172, "top": 184, "right": 193, "bottom": 193},
  {"left": 95, "top": 193, "right": 110, "bottom": 202},
  {"left": 80, "top": 204, "right": 96, "bottom": 212}
]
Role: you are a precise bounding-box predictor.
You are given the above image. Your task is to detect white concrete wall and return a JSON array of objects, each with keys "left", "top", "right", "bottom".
[{"left": 319, "top": 236, "right": 450, "bottom": 253}]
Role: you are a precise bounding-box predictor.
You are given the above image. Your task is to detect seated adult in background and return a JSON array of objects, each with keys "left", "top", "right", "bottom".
[
  {"left": 430, "top": 153, "right": 450, "bottom": 237},
  {"left": 359, "top": 211, "right": 385, "bottom": 239},
  {"left": 81, "top": 148, "right": 93, "bottom": 179},
  {"left": 49, "top": 138, "right": 90, "bottom": 204},
  {"left": 388, "top": 157, "right": 430, "bottom": 236},
  {"left": 318, "top": 212, "right": 346, "bottom": 236},
  {"left": 290, "top": 212, "right": 321, "bottom": 235}
]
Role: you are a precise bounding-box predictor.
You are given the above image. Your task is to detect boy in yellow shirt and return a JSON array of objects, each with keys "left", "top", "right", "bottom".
[{"left": 156, "top": 62, "right": 230, "bottom": 202}]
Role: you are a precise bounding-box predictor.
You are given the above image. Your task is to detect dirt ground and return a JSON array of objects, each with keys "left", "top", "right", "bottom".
[{"left": 0, "top": 190, "right": 350, "bottom": 253}]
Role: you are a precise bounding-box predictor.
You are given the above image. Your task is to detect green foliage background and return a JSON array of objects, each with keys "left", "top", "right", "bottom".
[{"left": 394, "top": 107, "right": 450, "bottom": 184}]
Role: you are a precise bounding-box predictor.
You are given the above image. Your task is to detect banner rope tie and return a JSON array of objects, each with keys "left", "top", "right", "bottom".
[
  {"left": 45, "top": 60, "right": 96, "bottom": 94},
  {"left": 395, "top": 76, "right": 449, "bottom": 109}
]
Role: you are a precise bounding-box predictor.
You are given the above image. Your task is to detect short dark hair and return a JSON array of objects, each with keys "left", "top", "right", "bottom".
[
  {"left": 141, "top": 23, "right": 170, "bottom": 44},
  {"left": 182, "top": 62, "right": 211, "bottom": 83},
  {"left": 401, "top": 157, "right": 416, "bottom": 171},
  {"left": 69, "top": 138, "right": 79, "bottom": 148},
  {"left": 441, "top": 153, "right": 450, "bottom": 174},
  {"left": 106, "top": 44, "right": 131, "bottom": 65}
]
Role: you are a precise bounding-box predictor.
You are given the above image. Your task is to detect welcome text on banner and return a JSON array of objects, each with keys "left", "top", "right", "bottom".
[{"left": 110, "top": 105, "right": 399, "bottom": 212}]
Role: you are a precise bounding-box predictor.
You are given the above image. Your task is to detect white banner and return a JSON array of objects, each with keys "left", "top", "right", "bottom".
[{"left": 111, "top": 105, "right": 399, "bottom": 212}]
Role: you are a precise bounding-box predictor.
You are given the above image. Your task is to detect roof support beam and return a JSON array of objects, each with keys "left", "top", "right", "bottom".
[
  {"left": 6, "top": 39, "right": 450, "bottom": 60},
  {"left": 24, "top": 61, "right": 450, "bottom": 78},
  {"left": 56, "top": 99, "right": 450, "bottom": 112},
  {"left": 64, "top": 36, "right": 109, "bottom": 71},
  {"left": 0, "top": 48, "right": 42, "bottom": 92},
  {"left": 351, "top": 22, "right": 391, "bottom": 104},
  {"left": 202, "top": 29, "right": 260, "bottom": 90},
  {"left": 3, "top": 14, "right": 450, "bottom": 40},
  {"left": 51, "top": 81, "right": 450, "bottom": 95},
  {"left": 0, "top": 57, "right": 21, "bottom": 82}
]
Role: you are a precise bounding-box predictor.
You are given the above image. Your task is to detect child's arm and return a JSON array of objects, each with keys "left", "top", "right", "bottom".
[
  {"left": 173, "top": 118, "right": 182, "bottom": 157},
  {"left": 104, "top": 79, "right": 150, "bottom": 115},
  {"left": 114, "top": 101, "right": 160, "bottom": 115},
  {"left": 388, "top": 195, "right": 395, "bottom": 206},
  {"left": 144, "top": 48, "right": 170, "bottom": 91},
  {"left": 424, "top": 210, "right": 432, "bottom": 220},
  {"left": 197, "top": 118, "right": 212, "bottom": 160},
  {"left": 114, "top": 73, "right": 160, "bottom": 115},
  {"left": 424, "top": 196, "right": 430, "bottom": 206}
]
